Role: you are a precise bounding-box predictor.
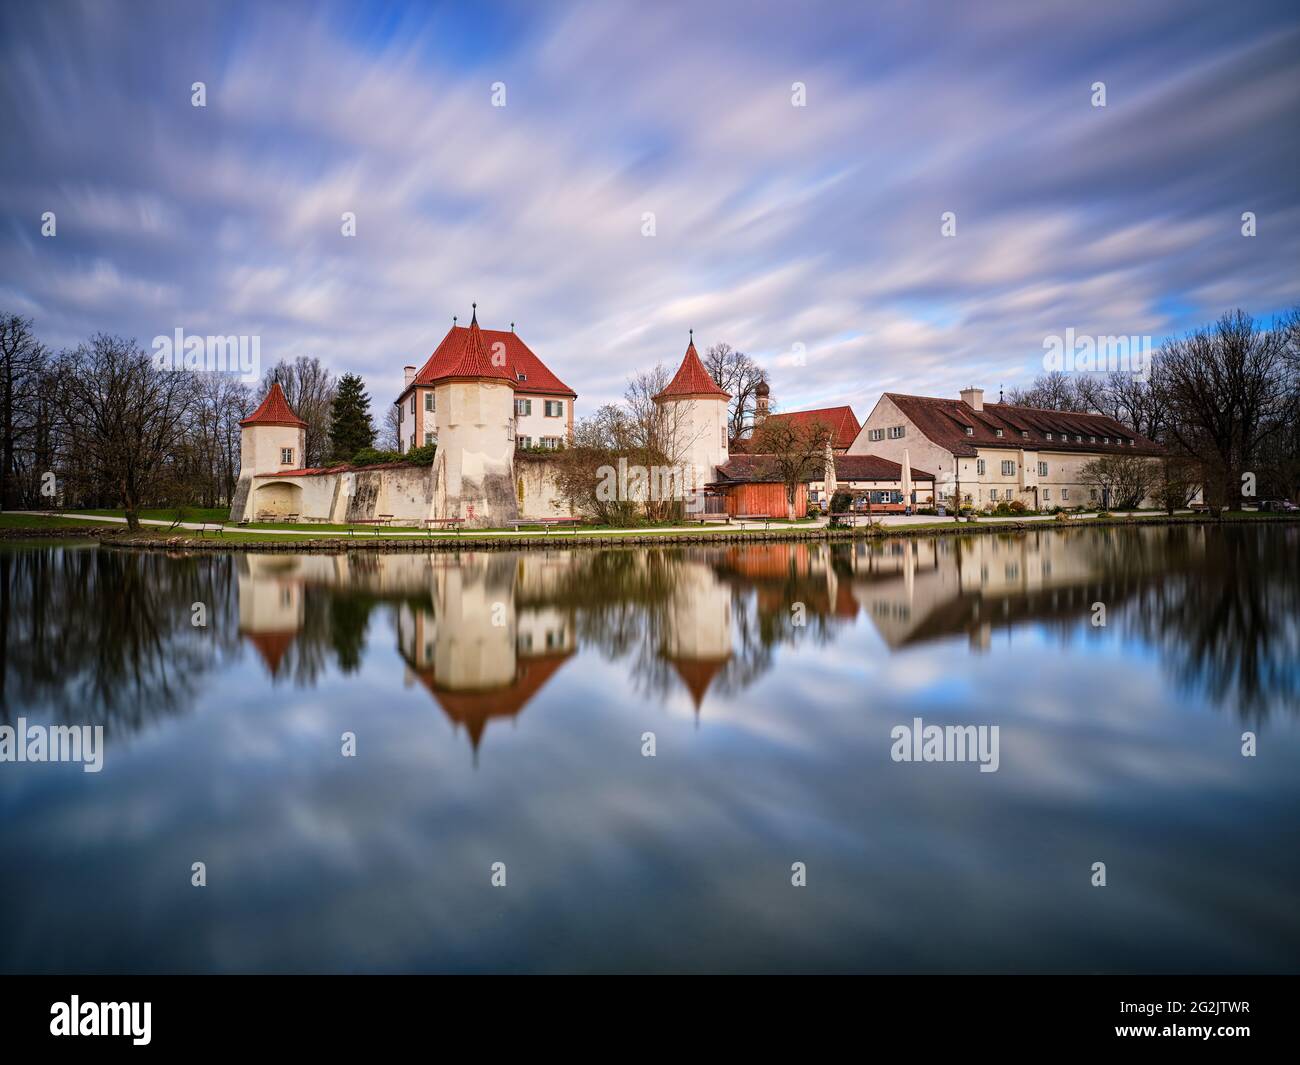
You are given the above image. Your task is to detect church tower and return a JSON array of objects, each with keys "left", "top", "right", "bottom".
[{"left": 654, "top": 331, "right": 731, "bottom": 491}]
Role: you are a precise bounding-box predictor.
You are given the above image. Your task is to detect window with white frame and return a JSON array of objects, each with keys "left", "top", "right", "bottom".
[
  {"left": 1038, "top": 461, "right": 1048, "bottom": 476},
  {"left": 425, "top": 392, "right": 434, "bottom": 412},
  {"left": 990, "top": 488, "right": 998, "bottom": 500},
  {"left": 515, "top": 398, "right": 532, "bottom": 417},
  {"left": 888, "top": 425, "right": 905, "bottom": 439},
  {"left": 544, "top": 400, "right": 564, "bottom": 417},
  {"left": 1062, "top": 488, "right": 1069, "bottom": 500},
  {"left": 410, "top": 394, "right": 416, "bottom": 415},
  {"left": 994, "top": 429, "right": 1003, "bottom": 438},
  {"left": 1043, "top": 488, "right": 1051, "bottom": 501},
  {"left": 424, "top": 431, "right": 434, "bottom": 445},
  {"left": 518, "top": 435, "right": 532, "bottom": 449},
  {"left": 964, "top": 426, "right": 974, "bottom": 436},
  {"left": 280, "top": 448, "right": 293, "bottom": 465},
  {"left": 1045, "top": 431, "right": 1053, "bottom": 440},
  {"left": 976, "top": 459, "right": 986, "bottom": 475},
  {"left": 542, "top": 436, "right": 562, "bottom": 448},
  {"left": 1001, "top": 460, "right": 1015, "bottom": 475},
  {"left": 868, "top": 428, "right": 884, "bottom": 442}
]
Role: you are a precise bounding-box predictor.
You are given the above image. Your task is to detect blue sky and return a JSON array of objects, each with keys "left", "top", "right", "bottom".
[{"left": 1, "top": 0, "right": 1297, "bottom": 416}]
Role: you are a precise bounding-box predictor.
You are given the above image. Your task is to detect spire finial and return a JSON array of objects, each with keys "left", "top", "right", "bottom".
[
  {"left": 689, "top": 328, "right": 694, "bottom": 344},
  {"left": 471, "top": 302, "right": 477, "bottom": 325},
  {"left": 453, "top": 315, "right": 457, "bottom": 326},
  {"left": 510, "top": 321, "right": 515, "bottom": 333}
]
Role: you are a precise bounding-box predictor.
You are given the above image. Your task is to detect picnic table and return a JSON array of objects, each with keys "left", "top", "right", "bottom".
[{"left": 506, "top": 517, "right": 584, "bottom": 535}]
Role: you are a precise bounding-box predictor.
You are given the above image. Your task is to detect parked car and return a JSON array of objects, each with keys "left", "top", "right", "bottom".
[{"left": 1260, "top": 499, "right": 1299, "bottom": 512}]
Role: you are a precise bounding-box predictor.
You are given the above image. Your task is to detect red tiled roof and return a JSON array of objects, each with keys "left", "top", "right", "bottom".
[
  {"left": 833, "top": 455, "right": 934, "bottom": 482},
  {"left": 714, "top": 453, "right": 933, "bottom": 484},
  {"left": 881, "top": 393, "right": 1162, "bottom": 457},
  {"left": 241, "top": 382, "right": 306, "bottom": 428},
  {"left": 761, "top": 406, "right": 860, "bottom": 449},
  {"left": 402, "top": 321, "right": 576, "bottom": 399},
  {"left": 655, "top": 339, "right": 730, "bottom": 400}
]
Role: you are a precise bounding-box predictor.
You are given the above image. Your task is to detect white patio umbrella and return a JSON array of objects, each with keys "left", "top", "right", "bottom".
[{"left": 901, "top": 447, "right": 913, "bottom": 507}]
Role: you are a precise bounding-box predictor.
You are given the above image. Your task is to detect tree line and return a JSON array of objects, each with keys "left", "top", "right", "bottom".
[
  {"left": 0, "top": 315, "right": 385, "bottom": 528},
  {"left": 1005, "top": 307, "right": 1300, "bottom": 509}
]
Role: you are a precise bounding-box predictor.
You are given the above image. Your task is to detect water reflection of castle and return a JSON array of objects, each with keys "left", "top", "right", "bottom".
[{"left": 234, "top": 528, "right": 1221, "bottom": 755}]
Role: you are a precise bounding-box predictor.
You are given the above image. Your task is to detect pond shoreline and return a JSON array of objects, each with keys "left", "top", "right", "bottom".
[{"left": 54, "top": 512, "right": 1300, "bottom": 553}]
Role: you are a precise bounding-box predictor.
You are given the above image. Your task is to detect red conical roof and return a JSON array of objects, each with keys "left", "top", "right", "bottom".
[
  {"left": 422, "top": 307, "right": 516, "bottom": 386},
  {"left": 655, "top": 337, "right": 730, "bottom": 400},
  {"left": 240, "top": 382, "right": 306, "bottom": 428}
]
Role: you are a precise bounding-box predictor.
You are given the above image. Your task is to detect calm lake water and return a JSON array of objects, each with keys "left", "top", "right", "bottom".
[{"left": 1, "top": 524, "right": 1298, "bottom": 974}]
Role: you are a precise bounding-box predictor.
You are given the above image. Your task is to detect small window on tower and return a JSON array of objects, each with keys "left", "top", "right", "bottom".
[{"left": 280, "top": 448, "right": 293, "bottom": 465}]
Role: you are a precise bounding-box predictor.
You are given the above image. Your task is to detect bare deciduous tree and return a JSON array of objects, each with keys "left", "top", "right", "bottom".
[
  {"left": 261, "top": 356, "right": 336, "bottom": 468},
  {"left": 703, "top": 342, "right": 765, "bottom": 442},
  {"left": 750, "top": 415, "right": 833, "bottom": 518},
  {"left": 55, "top": 334, "right": 197, "bottom": 530}
]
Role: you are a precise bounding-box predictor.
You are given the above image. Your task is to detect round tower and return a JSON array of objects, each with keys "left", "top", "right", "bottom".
[
  {"left": 428, "top": 305, "right": 518, "bottom": 528},
  {"left": 654, "top": 331, "right": 731, "bottom": 492},
  {"left": 229, "top": 382, "right": 307, "bottom": 522}
]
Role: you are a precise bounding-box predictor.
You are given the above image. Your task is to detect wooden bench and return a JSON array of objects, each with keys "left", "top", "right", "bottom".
[
  {"left": 194, "top": 522, "right": 224, "bottom": 537},
  {"left": 347, "top": 519, "right": 389, "bottom": 536},
  {"left": 507, "top": 517, "right": 583, "bottom": 535},
  {"left": 687, "top": 514, "right": 731, "bottom": 525},
  {"left": 734, "top": 513, "right": 773, "bottom": 529},
  {"left": 423, "top": 517, "right": 464, "bottom": 536},
  {"left": 377, "top": 514, "right": 394, "bottom": 525}
]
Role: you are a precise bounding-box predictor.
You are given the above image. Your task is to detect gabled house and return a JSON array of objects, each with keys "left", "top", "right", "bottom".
[
  {"left": 847, "top": 387, "right": 1167, "bottom": 509},
  {"left": 396, "top": 321, "right": 577, "bottom": 453}
]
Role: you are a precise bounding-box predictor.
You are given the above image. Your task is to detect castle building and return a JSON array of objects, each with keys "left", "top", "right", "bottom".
[{"left": 395, "top": 316, "right": 576, "bottom": 453}]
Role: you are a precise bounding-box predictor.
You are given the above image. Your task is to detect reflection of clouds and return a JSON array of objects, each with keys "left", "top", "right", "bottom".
[{"left": 4, "top": 530, "right": 1300, "bottom": 972}]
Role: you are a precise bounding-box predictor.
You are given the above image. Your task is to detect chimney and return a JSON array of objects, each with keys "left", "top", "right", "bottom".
[
  {"left": 960, "top": 387, "right": 984, "bottom": 412},
  {"left": 403, "top": 365, "right": 416, "bottom": 388}
]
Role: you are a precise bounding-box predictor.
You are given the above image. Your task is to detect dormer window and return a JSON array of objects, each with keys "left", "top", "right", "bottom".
[
  {"left": 1021, "top": 430, "right": 1029, "bottom": 439},
  {"left": 1075, "top": 435, "right": 1082, "bottom": 442},
  {"left": 1045, "top": 432, "right": 1053, "bottom": 440},
  {"left": 1103, "top": 436, "right": 1109, "bottom": 444},
  {"left": 516, "top": 371, "right": 527, "bottom": 381},
  {"left": 1090, "top": 435, "right": 1096, "bottom": 443},
  {"left": 964, "top": 426, "right": 974, "bottom": 436},
  {"left": 994, "top": 429, "right": 1003, "bottom": 438}
]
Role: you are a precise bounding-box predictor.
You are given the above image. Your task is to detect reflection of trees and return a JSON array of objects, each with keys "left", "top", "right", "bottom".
[
  {"left": 1121, "top": 525, "right": 1300, "bottom": 721},
  {"left": 0, "top": 545, "right": 239, "bottom": 732}
]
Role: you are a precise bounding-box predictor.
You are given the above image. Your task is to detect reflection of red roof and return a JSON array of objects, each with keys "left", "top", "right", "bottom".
[
  {"left": 240, "top": 382, "right": 306, "bottom": 428},
  {"left": 241, "top": 629, "right": 296, "bottom": 676},
  {"left": 881, "top": 393, "right": 1161, "bottom": 457},
  {"left": 409, "top": 652, "right": 572, "bottom": 752},
  {"left": 402, "top": 320, "right": 575, "bottom": 398},
  {"left": 655, "top": 340, "right": 729, "bottom": 400},
  {"left": 668, "top": 655, "right": 730, "bottom": 709},
  {"left": 762, "top": 406, "right": 860, "bottom": 449}
]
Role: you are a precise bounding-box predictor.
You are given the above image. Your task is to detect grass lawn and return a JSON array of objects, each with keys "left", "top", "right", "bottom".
[
  {"left": 0, "top": 513, "right": 116, "bottom": 529},
  {"left": 69, "top": 507, "right": 231, "bottom": 523}
]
